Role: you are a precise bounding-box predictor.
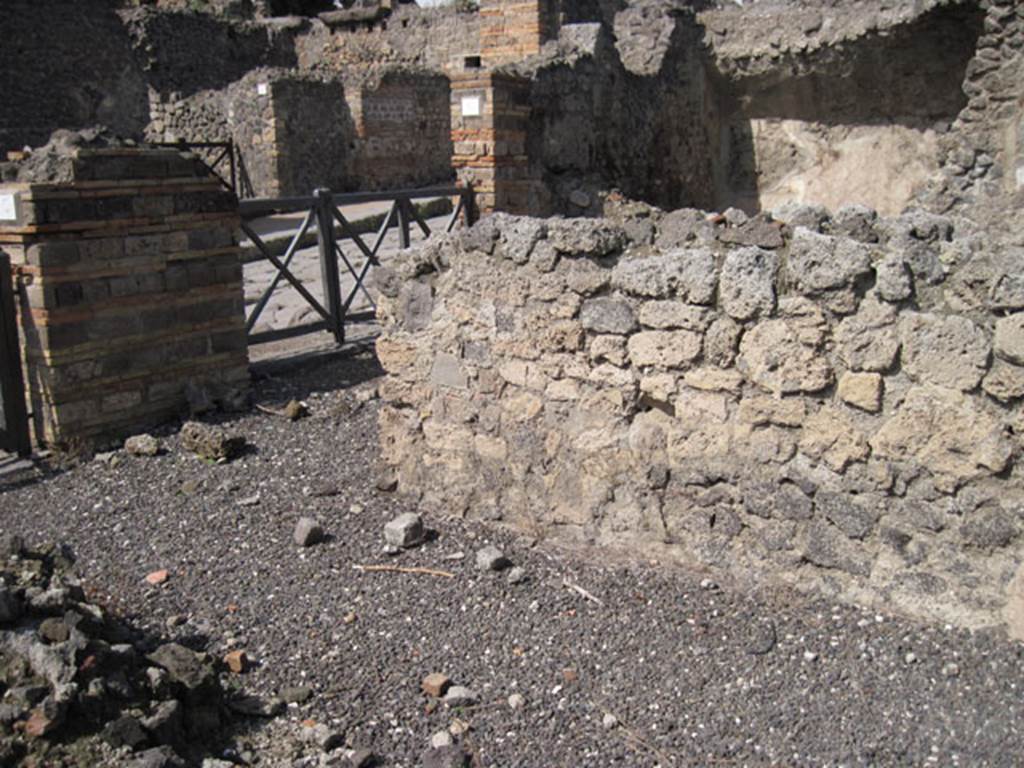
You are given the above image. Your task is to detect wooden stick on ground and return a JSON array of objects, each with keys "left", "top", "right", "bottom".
[
  {"left": 563, "top": 580, "right": 605, "bottom": 606},
  {"left": 353, "top": 564, "right": 455, "bottom": 578}
]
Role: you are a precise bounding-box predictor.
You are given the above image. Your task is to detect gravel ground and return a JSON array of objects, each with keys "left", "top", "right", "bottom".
[{"left": 2, "top": 347, "right": 1024, "bottom": 767}]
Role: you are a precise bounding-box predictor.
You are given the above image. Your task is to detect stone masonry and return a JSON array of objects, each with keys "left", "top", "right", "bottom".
[
  {"left": 0, "top": 146, "right": 249, "bottom": 446},
  {"left": 375, "top": 203, "right": 1024, "bottom": 634}
]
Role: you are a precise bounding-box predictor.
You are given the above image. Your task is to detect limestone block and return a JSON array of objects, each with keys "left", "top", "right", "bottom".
[
  {"left": 835, "top": 299, "right": 900, "bottom": 372},
  {"left": 579, "top": 297, "right": 637, "bottom": 335},
  {"left": 611, "top": 249, "right": 717, "bottom": 304},
  {"left": 738, "top": 318, "right": 832, "bottom": 395},
  {"left": 627, "top": 330, "right": 702, "bottom": 368},
  {"left": 837, "top": 372, "right": 883, "bottom": 412},
  {"left": 589, "top": 334, "right": 627, "bottom": 365},
  {"left": 637, "top": 301, "right": 711, "bottom": 331},
  {"left": 737, "top": 396, "right": 806, "bottom": 427},
  {"left": 475, "top": 434, "right": 508, "bottom": 461},
  {"left": 719, "top": 247, "right": 777, "bottom": 321},
  {"left": 674, "top": 388, "right": 729, "bottom": 424},
  {"left": 376, "top": 337, "right": 420, "bottom": 374},
  {"left": 589, "top": 363, "right": 637, "bottom": 389},
  {"left": 546, "top": 378, "right": 581, "bottom": 401},
  {"left": 639, "top": 373, "right": 677, "bottom": 402},
  {"left": 703, "top": 316, "right": 742, "bottom": 368},
  {"left": 565, "top": 260, "right": 610, "bottom": 296},
  {"left": 682, "top": 367, "right": 744, "bottom": 393},
  {"left": 870, "top": 385, "right": 1012, "bottom": 492},
  {"left": 994, "top": 312, "right": 1024, "bottom": 365},
  {"left": 546, "top": 219, "right": 625, "bottom": 257},
  {"left": 502, "top": 392, "right": 543, "bottom": 422},
  {"left": 899, "top": 312, "right": 990, "bottom": 390},
  {"left": 799, "top": 406, "right": 870, "bottom": 473}
]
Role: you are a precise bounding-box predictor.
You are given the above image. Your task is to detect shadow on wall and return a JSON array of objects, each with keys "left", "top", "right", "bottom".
[
  {"left": 708, "top": 2, "right": 986, "bottom": 215},
  {"left": 0, "top": 0, "right": 150, "bottom": 152}
]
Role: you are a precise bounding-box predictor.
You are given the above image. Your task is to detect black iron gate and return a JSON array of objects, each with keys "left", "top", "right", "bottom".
[
  {"left": 0, "top": 253, "right": 30, "bottom": 456},
  {"left": 239, "top": 185, "right": 475, "bottom": 346}
]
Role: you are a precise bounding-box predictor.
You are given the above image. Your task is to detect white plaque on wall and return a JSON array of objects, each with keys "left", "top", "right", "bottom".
[
  {"left": 257, "top": 82, "right": 269, "bottom": 96},
  {"left": 461, "top": 96, "right": 481, "bottom": 118},
  {"left": 0, "top": 193, "right": 16, "bottom": 222}
]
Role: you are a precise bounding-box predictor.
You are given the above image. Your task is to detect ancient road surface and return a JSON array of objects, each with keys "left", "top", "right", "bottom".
[{"left": 2, "top": 351, "right": 1023, "bottom": 767}]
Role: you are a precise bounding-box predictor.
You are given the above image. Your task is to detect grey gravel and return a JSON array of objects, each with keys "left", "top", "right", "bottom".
[{"left": 2, "top": 349, "right": 1024, "bottom": 767}]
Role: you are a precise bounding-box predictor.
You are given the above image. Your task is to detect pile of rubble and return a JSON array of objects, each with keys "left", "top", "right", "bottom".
[{"left": 0, "top": 536, "right": 280, "bottom": 767}]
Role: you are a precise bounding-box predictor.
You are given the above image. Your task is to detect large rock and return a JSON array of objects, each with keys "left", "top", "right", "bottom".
[
  {"left": 627, "top": 331, "right": 702, "bottom": 368},
  {"left": 147, "top": 644, "right": 213, "bottom": 691},
  {"left": 994, "top": 312, "right": 1024, "bottom": 365},
  {"left": 611, "top": 249, "right": 717, "bottom": 303},
  {"left": 982, "top": 361, "right": 1024, "bottom": 402},
  {"left": 719, "top": 247, "right": 777, "bottom": 321},
  {"left": 579, "top": 298, "right": 637, "bottom": 335},
  {"left": 546, "top": 219, "right": 624, "bottom": 256},
  {"left": 786, "top": 228, "right": 873, "bottom": 312},
  {"left": 179, "top": 422, "right": 245, "bottom": 463},
  {"left": 870, "top": 386, "right": 1012, "bottom": 492},
  {"left": 900, "top": 313, "right": 990, "bottom": 391},
  {"left": 637, "top": 302, "right": 710, "bottom": 331},
  {"left": 875, "top": 253, "right": 913, "bottom": 302},
  {"left": 798, "top": 406, "right": 869, "bottom": 473},
  {"left": 737, "top": 301, "right": 832, "bottom": 394},
  {"left": 835, "top": 299, "right": 900, "bottom": 372}
]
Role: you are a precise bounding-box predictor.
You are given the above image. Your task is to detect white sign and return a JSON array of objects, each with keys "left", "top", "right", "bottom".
[
  {"left": 0, "top": 194, "right": 16, "bottom": 222},
  {"left": 461, "top": 96, "right": 481, "bottom": 118},
  {"left": 257, "top": 82, "right": 269, "bottom": 96}
]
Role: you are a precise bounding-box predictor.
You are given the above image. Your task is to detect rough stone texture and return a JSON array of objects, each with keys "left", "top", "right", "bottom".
[{"left": 377, "top": 209, "right": 1024, "bottom": 633}]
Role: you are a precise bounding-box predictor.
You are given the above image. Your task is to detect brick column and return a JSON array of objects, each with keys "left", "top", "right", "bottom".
[
  {"left": 0, "top": 147, "right": 250, "bottom": 447},
  {"left": 450, "top": 72, "right": 542, "bottom": 216},
  {"left": 479, "top": 0, "right": 557, "bottom": 67}
]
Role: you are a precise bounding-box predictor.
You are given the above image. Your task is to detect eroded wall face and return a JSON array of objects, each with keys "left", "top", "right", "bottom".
[
  {"left": 710, "top": 2, "right": 985, "bottom": 215},
  {"left": 376, "top": 208, "right": 1024, "bottom": 633}
]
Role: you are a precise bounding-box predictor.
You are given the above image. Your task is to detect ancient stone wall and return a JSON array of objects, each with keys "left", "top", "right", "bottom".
[
  {"left": 349, "top": 70, "right": 454, "bottom": 192},
  {"left": 0, "top": 0, "right": 150, "bottom": 153},
  {"left": 375, "top": 204, "right": 1024, "bottom": 632},
  {"left": 296, "top": 5, "right": 481, "bottom": 73},
  {"left": 0, "top": 146, "right": 249, "bottom": 446}
]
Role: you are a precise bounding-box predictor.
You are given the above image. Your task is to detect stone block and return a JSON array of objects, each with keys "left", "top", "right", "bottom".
[
  {"left": 900, "top": 312, "right": 990, "bottom": 391},
  {"left": 837, "top": 372, "right": 883, "bottom": 412},
  {"left": 719, "top": 247, "right": 777, "bottom": 320}
]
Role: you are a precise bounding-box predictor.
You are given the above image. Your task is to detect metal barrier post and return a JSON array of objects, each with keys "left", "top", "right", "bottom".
[
  {"left": 0, "top": 253, "right": 30, "bottom": 455},
  {"left": 314, "top": 188, "right": 345, "bottom": 345}
]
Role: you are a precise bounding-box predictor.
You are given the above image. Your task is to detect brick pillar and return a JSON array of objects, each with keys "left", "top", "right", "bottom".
[
  {"left": 0, "top": 147, "right": 250, "bottom": 447},
  {"left": 451, "top": 72, "right": 542, "bottom": 216},
  {"left": 479, "top": 0, "right": 557, "bottom": 67}
]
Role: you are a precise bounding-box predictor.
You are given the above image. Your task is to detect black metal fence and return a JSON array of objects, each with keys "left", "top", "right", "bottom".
[
  {"left": 239, "top": 185, "right": 475, "bottom": 346},
  {"left": 0, "top": 253, "right": 30, "bottom": 455}
]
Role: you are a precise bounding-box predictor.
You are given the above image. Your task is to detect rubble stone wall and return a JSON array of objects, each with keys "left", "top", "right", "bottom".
[
  {"left": 375, "top": 205, "right": 1024, "bottom": 633},
  {"left": 0, "top": 148, "right": 249, "bottom": 446}
]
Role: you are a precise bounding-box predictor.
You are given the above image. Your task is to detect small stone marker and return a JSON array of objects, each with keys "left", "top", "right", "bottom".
[
  {"left": 294, "top": 517, "right": 325, "bottom": 547},
  {"left": 384, "top": 513, "right": 424, "bottom": 548},
  {"left": 422, "top": 673, "right": 451, "bottom": 698},
  {"left": 145, "top": 569, "right": 169, "bottom": 586},
  {"left": 430, "top": 731, "right": 454, "bottom": 749},
  {"left": 475, "top": 545, "right": 510, "bottom": 571},
  {"left": 223, "top": 649, "right": 248, "bottom": 674}
]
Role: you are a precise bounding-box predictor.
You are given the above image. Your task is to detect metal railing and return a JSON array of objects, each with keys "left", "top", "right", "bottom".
[{"left": 239, "top": 185, "right": 476, "bottom": 346}]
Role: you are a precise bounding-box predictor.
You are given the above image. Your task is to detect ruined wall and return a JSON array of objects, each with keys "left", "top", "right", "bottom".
[
  {"left": 296, "top": 5, "right": 481, "bottom": 73},
  {"left": 0, "top": 146, "right": 249, "bottom": 446},
  {"left": 927, "top": 0, "right": 1024, "bottom": 210},
  {"left": 0, "top": 0, "right": 149, "bottom": 153},
  {"left": 375, "top": 205, "right": 1024, "bottom": 633},
  {"left": 699, "top": 0, "right": 985, "bottom": 215},
  {"left": 349, "top": 70, "right": 454, "bottom": 191}
]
